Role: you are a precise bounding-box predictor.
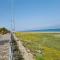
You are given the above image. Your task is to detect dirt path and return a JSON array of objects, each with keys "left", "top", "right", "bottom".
[
  {"left": 0, "top": 34, "right": 11, "bottom": 60},
  {"left": 0, "top": 33, "right": 35, "bottom": 60},
  {"left": 13, "top": 34, "right": 35, "bottom": 60}
]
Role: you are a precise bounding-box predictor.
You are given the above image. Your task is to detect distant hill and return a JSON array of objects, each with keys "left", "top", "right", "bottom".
[
  {"left": 34, "top": 28, "right": 60, "bottom": 32},
  {"left": 22, "top": 28, "right": 60, "bottom": 32}
]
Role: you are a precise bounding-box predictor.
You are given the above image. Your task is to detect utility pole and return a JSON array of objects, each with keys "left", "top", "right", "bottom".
[
  {"left": 11, "top": 0, "right": 15, "bottom": 32},
  {"left": 12, "top": 18, "right": 15, "bottom": 32},
  {"left": 10, "top": 0, "right": 15, "bottom": 60}
]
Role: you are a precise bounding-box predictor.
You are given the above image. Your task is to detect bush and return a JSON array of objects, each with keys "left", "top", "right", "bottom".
[{"left": 0, "top": 27, "right": 10, "bottom": 34}]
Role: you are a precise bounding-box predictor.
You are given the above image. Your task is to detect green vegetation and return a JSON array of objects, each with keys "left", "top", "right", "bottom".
[
  {"left": 0, "top": 27, "right": 10, "bottom": 34},
  {"left": 15, "top": 32, "right": 60, "bottom": 60}
]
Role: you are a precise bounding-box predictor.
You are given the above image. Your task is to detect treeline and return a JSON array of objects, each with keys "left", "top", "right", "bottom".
[{"left": 0, "top": 27, "right": 10, "bottom": 34}]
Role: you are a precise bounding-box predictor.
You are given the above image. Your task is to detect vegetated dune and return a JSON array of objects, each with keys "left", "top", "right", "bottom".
[
  {"left": 0, "top": 27, "right": 10, "bottom": 35},
  {"left": 15, "top": 32, "right": 60, "bottom": 60}
]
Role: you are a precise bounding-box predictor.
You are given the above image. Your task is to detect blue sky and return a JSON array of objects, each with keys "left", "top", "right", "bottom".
[{"left": 0, "top": 0, "right": 60, "bottom": 31}]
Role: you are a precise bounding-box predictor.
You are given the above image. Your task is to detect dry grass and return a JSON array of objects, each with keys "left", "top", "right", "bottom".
[{"left": 15, "top": 32, "right": 60, "bottom": 60}]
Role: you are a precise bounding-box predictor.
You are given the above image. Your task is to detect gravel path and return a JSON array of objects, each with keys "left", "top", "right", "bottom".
[
  {"left": 13, "top": 34, "right": 35, "bottom": 60},
  {"left": 0, "top": 34, "right": 12, "bottom": 60},
  {"left": 0, "top": 42, "right": 9, "bottom": 60},
  {"left": 0, "top": 33, "right": 35, "bottom": 60}
]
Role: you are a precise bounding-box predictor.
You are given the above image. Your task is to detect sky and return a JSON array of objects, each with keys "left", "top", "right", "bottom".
[{"left": 0, "top": 0, "right": 60, "bottom": 31}]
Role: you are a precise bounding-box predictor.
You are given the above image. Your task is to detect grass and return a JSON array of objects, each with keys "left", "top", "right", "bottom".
[{"left": 15, "top": 32, "right": 60, "bottom": 60}]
